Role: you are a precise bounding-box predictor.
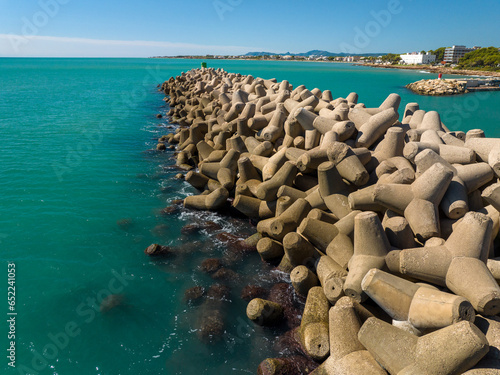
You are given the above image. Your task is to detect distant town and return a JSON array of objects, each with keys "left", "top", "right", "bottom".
[{"left": 152, "top": 45, "right": 500, "bottom": 73}]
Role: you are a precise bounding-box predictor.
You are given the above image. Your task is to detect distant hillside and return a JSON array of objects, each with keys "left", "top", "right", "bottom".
[{"left": 244, "top": 50, "right": 386, "bottom": 57}]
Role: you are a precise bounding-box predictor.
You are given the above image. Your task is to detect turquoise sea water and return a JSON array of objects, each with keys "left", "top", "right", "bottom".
[{"left": 0, "top": 58, "right": 499, "bottom": 375}]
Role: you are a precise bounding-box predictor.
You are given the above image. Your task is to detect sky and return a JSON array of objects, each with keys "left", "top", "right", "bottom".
[{"left": 0, "top": 0, "right": 498, "bottom": 57}]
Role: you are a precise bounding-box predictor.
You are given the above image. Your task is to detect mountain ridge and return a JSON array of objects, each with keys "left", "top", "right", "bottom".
[{"left": 244, "top": 50, "right": 386, "bottom": 57}]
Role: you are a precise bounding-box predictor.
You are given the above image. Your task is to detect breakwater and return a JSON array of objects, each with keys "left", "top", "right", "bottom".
[
  {"left": 406, "top": 79, "right": 467, "bottom": 96},
  {"left": 158, "top": 66, "right": 500, "bottom": 374}
]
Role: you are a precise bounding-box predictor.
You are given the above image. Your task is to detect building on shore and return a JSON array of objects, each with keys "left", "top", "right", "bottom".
[
  {"left": 400, "top": 52, "right": 436, "bottom": 65},
  {"left": 443, "top": 45, "right": 481, "bottom": 63}
]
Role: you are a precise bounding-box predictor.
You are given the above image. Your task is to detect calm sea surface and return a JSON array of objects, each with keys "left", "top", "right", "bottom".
[{"left": 0, "top": 58, "right": 499, "bottom": 375}]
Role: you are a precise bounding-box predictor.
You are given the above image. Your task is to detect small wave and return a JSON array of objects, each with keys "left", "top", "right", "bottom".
[{"left": 419, "top": 70, "right": 431, "bottom": 74}]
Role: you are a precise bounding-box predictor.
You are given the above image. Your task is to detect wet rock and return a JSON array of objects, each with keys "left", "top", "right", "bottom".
[
  {"left": 156, "top": 113, "right": 163, "bottom": 118},
  {"left": 144, "top": 243, "right": 171, "bottom": 256},
  {"left": 218, "top": 232, "right": 257, "bottom": 255},
  {"left": 206, "top": 283, "right": 231, "bottom": 301},
  {"left": 151, "top": 223, "right": 170, "bottom": 237},
  {"left": 174, "top": 173, "right": 184, "bottom": 180},
  {"left": 198, "top": 309, "right": 225, "bottom": 343},
  {"left": 200, "top": 258, "right": 223, "bottom": 274},
  {"left": 100, "top": 294, "right": 124, "bottom": 313},
  {"left": 241, "top": 285, "right": 268, "bottom": 301},
  {"left": 160, "top": 205, "right": 180, "bottom": 215},
  {"left": 181, "top": 223, "right": 203, "bottom": 235},
  {"left": 273, "top": 328, "right": 305, "bottom": 357},
  {"left": 216, "top": 232, "right": 241, "bottom": 243},
  {"left": 211, "top": 268, "right": 239, "bottom": 282},
  {"left": 257, "top": 355, "right": 318, "bottom": 375},
  {"left": 269, "top": 283, "right": 302, "bottom": 329},
  {"left": 156, "top": 143, "right": 167, "bottom": 151},
  {"left": 184, "top": 286, "right": 205, "bottom": 304},
  {"left": 181, "top": 221, "right": 222, "bottom": 235},
  {"left": 203, "top": 221, "right": 223, "bottom": 231},
  {"left": 116, "top": 218, "right": 133, "bottom": 231}
]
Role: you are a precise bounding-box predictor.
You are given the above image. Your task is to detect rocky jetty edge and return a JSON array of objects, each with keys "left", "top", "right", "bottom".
[
  {"left": 153, "top": 66, "right": 500, "bottom": 374},
  {"left": 406, "top": 79, "right": 467, "bottom": 96}
]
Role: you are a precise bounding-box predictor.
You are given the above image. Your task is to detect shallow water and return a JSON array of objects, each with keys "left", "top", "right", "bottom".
[{"left": 1, "top": 58, "right": 499, "bottom": 375}]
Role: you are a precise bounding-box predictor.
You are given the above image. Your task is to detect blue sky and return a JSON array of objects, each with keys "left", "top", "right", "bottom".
[{"left": 0, "top": 0, "right": 498, "bottom": 57}]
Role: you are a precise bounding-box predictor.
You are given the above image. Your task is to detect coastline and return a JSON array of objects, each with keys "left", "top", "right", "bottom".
[
  {"left": 157, "top": 67, "right": 500, "bottom": 373},
  {"left": 358, "top": 63, "right": 500, "bottom": 78}
]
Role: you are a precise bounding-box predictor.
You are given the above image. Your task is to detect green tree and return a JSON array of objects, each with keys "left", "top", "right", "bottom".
[
  {"left": 458, "top": 47, "right": 500, "bottom": 71},
  {"left": 429, "top": 47, "right": 446, "bottom": 62},
  {"left": 381, "top": 53, "right": 401, "bottom": 64}
]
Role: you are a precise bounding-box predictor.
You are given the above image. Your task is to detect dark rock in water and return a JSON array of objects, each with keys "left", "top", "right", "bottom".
[
  {"left": 184, "top": 286, "right": 205, "bottom": 304},
  {"left": 206, "top": 283, "right": 230, "bottom": 301},
  {"left": 176, "top": 240, "right": 206, "bottom": 255},
  {"left": 269, "top": 283, "right": 302, "bottom": 329},
  {"left": 174, "top": 173, "right": 184, "bottom": 180},
  {"left": 244, "top": 232, "right": 263, "bottom": 248},
  {"left": 144, "top": 243, "right": 171, "bottom": 256},
  {"left": 116, "top": 218, "right": 134, "bottom": 231},
  {"left": 160, "top": 199, "right": 184, "bottom": 215},
  {"left": 151, "top": 223, "right": 170, "bottom": 237},
  {"left": 156, "top": 113, "right": 163, "bottom": 118},
  {"left": 200, "top": 258, "right": 223, "bottom": 274},
  {"left": 211, "top": 268, "right": 239, "bottom": 282},
  {"left": 100, "top": 294, "right": 124, "bottom": 313},
  {"left": 160, "top": 205, "right": 180, "bottom": 215},
  {"left": 181, "top": 221, "right": 222, "bottom": 235},
  {"left": 273, "top": 328, "right": 305, "bottom": 357},
  {"left": 241, "top": 285, "right": 268, "bottom": 301},
  {"left": 156, "top": 143, "right": 166, "bottom": 151},
  {"left": 181, "top": 223, "right": 202, "bottom": 235},
  {"left": 198, "top": 309, "right": 224, "bottom": 343},
  {"left": 203, "top": 221, "right": 223, "bottom": 231},
  {"left": 257, "top": 355, "right": 318, "bottom": 375},
  {"left": 217, "top": 232, "right": 257, "bottom": 255},
  {"left": 216, "top": 232, "right": 241, "bottom": 244}
]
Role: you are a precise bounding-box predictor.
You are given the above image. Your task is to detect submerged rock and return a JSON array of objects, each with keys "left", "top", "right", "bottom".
[
  {"left": 100, "top": 294, "right": 124, "bottom": 313},
  {"left": 181, "top": 221, "right": 222, "bottom": 235},
  {"left": 241, "top": 285, "right": 268, "bottom": 301},
  {"left": 151, "top": 223, "right": 170, "bottom": 237},
  {"left": 273, "top": 328, "right": 305, "bottom": 357},
  {"left": 144, "top": 243, "right": 171, "bottom": 256},
  {"left": 211, "top": 268, "right": 239, "bottom": 282},
  {"left": 116, "top": 218, "right": 134, "bottom": 231},
  {"left": 200, "top": 258, "right": 223, "bottom": 274},
  {"left": 206, "top": 283, "right": 230, "bottom": 301},
  {"left": 184, "top": 286, "right": 205, "bottom": 304},
  {"left": 160, "top": 205, "right": 180, "bottom": 215},
  {"left": 198, "top": 309, "right": 225, "bottom": 343},
  {"left": 269, "top": 283, "right": 302, "bottom": 329},
  {"left": 257, "top": 355, "right": 318, "bottom": 375}
]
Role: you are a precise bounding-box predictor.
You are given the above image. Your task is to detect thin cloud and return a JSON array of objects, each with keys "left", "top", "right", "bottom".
[{"left": 0, "top": 34, "right": 259, "bottom": 57}]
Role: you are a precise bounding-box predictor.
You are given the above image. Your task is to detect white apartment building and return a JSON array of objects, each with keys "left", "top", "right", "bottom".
[
  {"left": 444, "top": 45, "right": 481, "bottom": 63},
  {"left": 400, "top": 52, "right": 436, "bottom": 64}
]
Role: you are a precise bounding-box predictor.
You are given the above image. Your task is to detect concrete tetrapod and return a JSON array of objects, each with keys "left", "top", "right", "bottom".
[
  {"left": 310, "top": 297, "right": 386, "bottom": 375},
  {"left": 300, "top": 286, "right": 330, "bottom": 362},
  {"left": 343, "top": 211, "right": 390, "bottom": 302},
  {"left": 361, "top": 268, "right": 475, "bottom": 330},
  {"left": 246, "top": 298, "right": 283, "bottom": 326},
  {"left": 374, "top": 162, "right": 453, "bottom": 241},
  {"left": 316, "top": 256, "right": 347, "bottom": 304},
  {"left": 359, "top": 317, "right": 489, "bottom": 375},
  {"left": 386, "top": 211, "right": 500, "bottom": 315},
  {"left": 317, "top": 161, "right": 353, "bottom": 219},
  {"left": 290, "top": 265, "right": 319, "bottom": 297}
]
